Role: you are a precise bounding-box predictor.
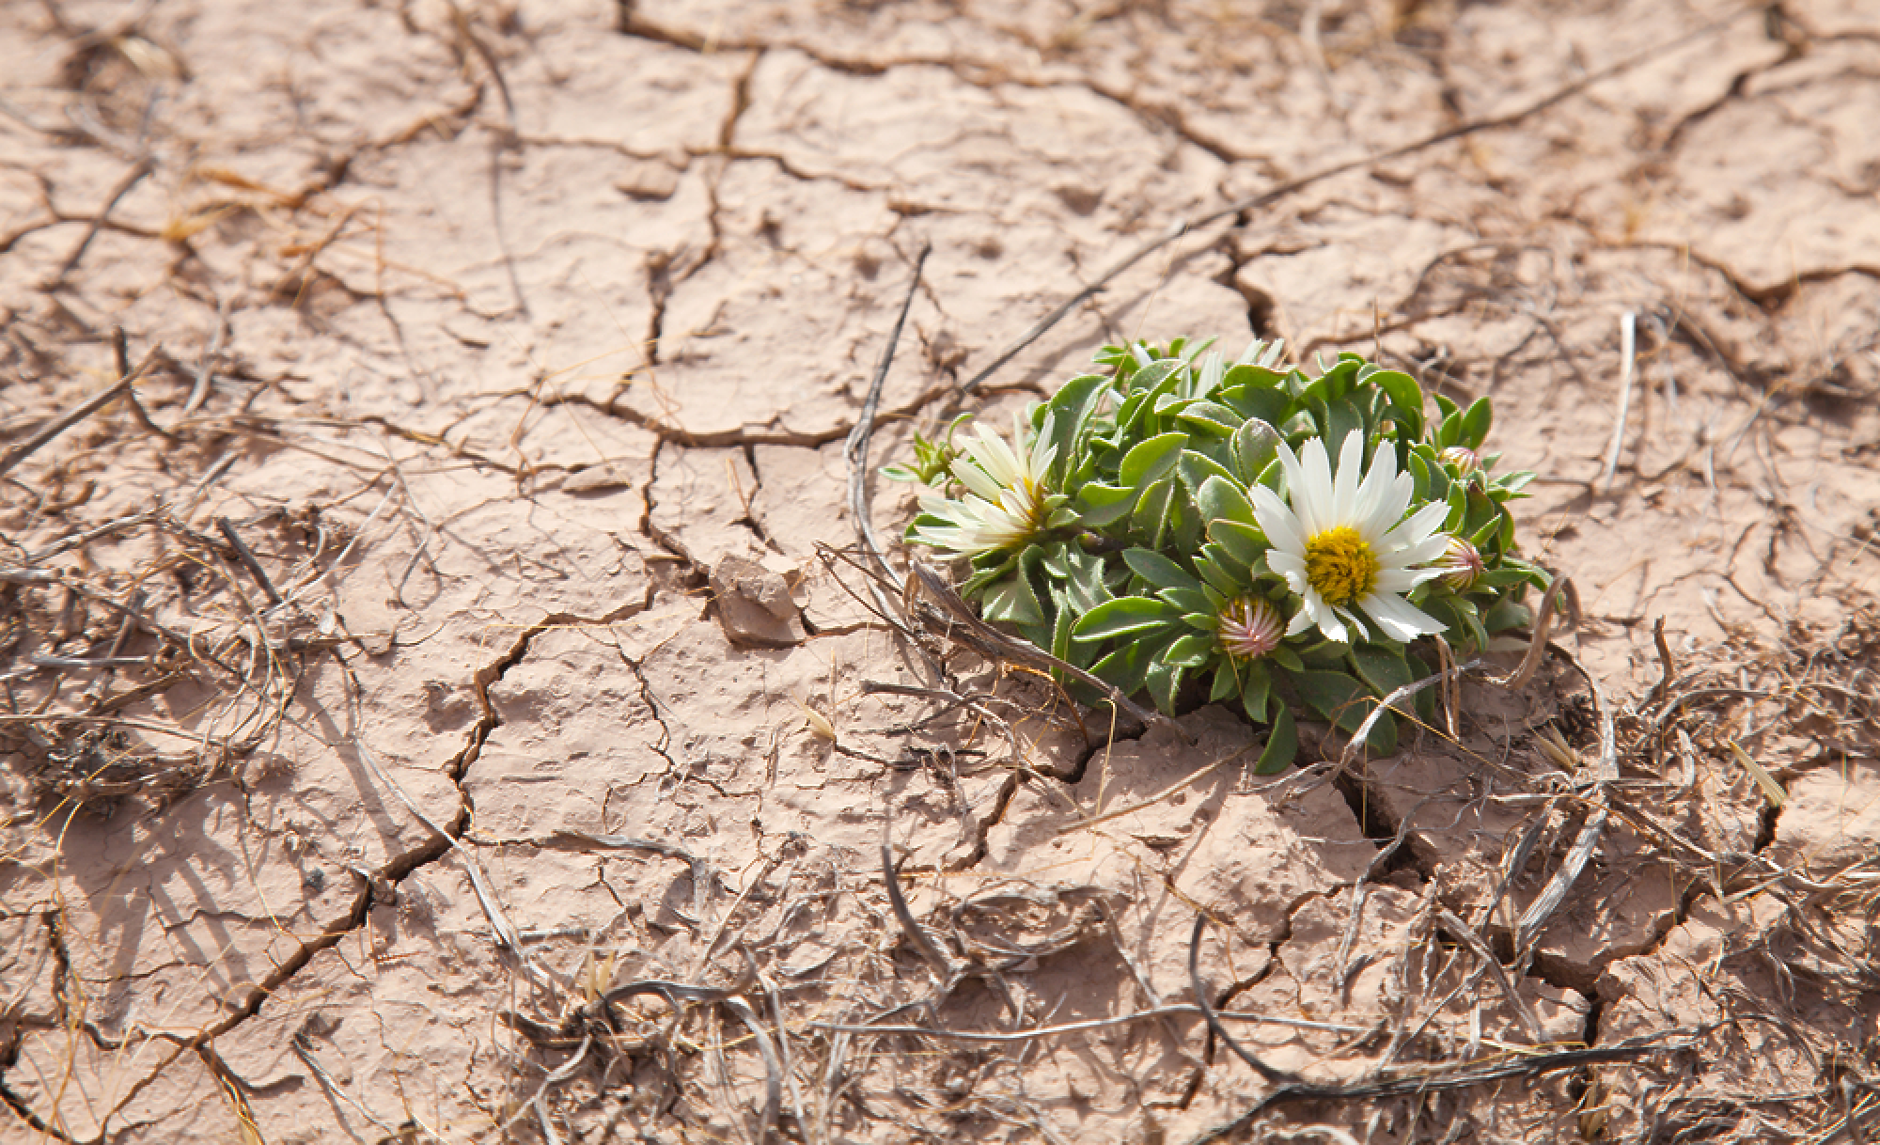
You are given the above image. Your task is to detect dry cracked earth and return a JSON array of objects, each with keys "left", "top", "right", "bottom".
[{"left": 3, "top": 0, "right": 1880, "bottom": 1142}]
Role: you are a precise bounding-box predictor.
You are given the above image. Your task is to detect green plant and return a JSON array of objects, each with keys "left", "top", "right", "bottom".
[{"left": 894, "top": 336, "right": 1549, "bottom": 773}]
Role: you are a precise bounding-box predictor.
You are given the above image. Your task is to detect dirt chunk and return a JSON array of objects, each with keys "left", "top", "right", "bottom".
[{"left": 709, "top": 553, "right": 806, "bottom": 647}]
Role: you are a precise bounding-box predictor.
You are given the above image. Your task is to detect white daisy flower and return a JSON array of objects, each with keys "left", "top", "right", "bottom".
[
  {"left": 1249, "top": 433, "right": 1451, "bottom": 645},
  {"left": 910, "top": 412, "right": 1067, "bottom": 558}
]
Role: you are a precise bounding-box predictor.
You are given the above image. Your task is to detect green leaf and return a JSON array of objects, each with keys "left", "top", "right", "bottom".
[
  {"left": 1223, "top": 361, "right": 1283, "bottom": 387},
  {"left": 1075, "top": 481, "right": 1140, "bottom": 527},
  {"left": 1056, "top": 545, "right": 1114, "bottom": 612},
  {"left": 1145, "top": 657, "right": 1185, "bottom": 716},
  {"left": 1207, "top": 520, "right": 1268, "bottom": 570},
  {"left": 1178, "top": 449, "right": 1240, "bottom": 497},
  {"left": 1367, "top": 368, "right": 1424, "bottom": 437},
  {"left": 1198, "top": 542, "right": 1255, "bottom": 586},
  {"left": 980, "top": 571, "right": 1045, "bottom": 627},
  {"left": 1295, "top": 669, "right": 1392, "bottom": 751},
  {"left": 1292, "top": 665, "right": 1398, "bottom": 752},
  {"left": 1269, "top": 643, "right": 1304, "bottom": 673},
  {"left": 1460, "top": 396, "right": 1493, "bottom": 449},
  {"left": 1436, "top": 408, "right": 1462, "bottom": 450},
  {"left": 1196, "top": 474, "right": 1257, "bottom": 531},
  {"left": 1119, "top": 431, "right": 1188, "bottom": 490},
  {"left": 1253, "top": 703, "right": 1297, "bottom": 774},
  {"left": 1316, "top": 395, "right": 1366, "bottom": 460},
  {"left": 1443, "top": 483, "right": 1467, "bottom": 532},
  {"left": 1159, "top": 586, "right": 1215, "bottom": 617},
  {"left": 1090, "top": 639, "right": 1158, "bottom": 697},
  {"left": 1124, "top": 357, "right": 1185, "bottom": 398},
  {"left": 1219, "top": 382, "right": 1291, "bottom": 427},
  {"left": 1230, "top": 419, "right": 1281, "bottom": 485},
  {"left": 1350, "top": 645, "right": 1416, "bottom": 704},
  {"left": 1122, "top": 548, "right": 1202, "bottom": 594},
  {"left": 1073, "top": 596, "right": 1181, "bottom": 641},
  {"left": 1406, "top": 449, "right": 1430, "bottom": 504},
  {"left": 1210, "top": 662, "right": 1241, "bottom": 703},
  {"left": 1483, "top": 597, "right": 1532, "bottom": 634},
  {"left": 1131, "top": 478, "right": 1177, "bottom": 547},
  {"left": 1240, "top": 659, "right": 1273, "bottom": 723},
  {"left": 1041, "top": 373, "right": 1113, "bottom": 483},
  {"left": 1165, "top": 633, "right": 1216, "bottom": 667},
  {"left": 1049, "top": 586, "right": 1077, "bottom": 668},
  {"left": 1176, "top": 401, "right": 1241, "bottom": 437}
]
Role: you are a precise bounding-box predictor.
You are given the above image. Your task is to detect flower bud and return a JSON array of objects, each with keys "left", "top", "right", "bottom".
[
  {"left": 1436, "top": 536, "right": 1485, "bottom": 591},
  {"left": 1438, "top": 445, "right": 1479, "bottom": 475},
  {"left": 1218, "top": 597, "right": 1282, "bottom": 661}
]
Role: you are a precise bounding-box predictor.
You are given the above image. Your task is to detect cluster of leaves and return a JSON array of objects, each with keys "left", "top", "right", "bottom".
[{"left": 898, "top": 337, "right": 1548, "bottom": 772}]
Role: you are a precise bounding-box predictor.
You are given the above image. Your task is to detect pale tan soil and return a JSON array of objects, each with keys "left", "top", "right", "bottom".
[{"left": 3, "top": 1, "right": 1879, "bottom": 1143}]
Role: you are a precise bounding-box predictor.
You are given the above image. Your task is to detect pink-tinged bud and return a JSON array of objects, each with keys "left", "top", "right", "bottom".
[
  {"left": 1438, "top": 446, "right": 1479, "bottom": 475},
  {"left": 1218, "top": 597, "right": 1282, "bottom": 661},
  {"left": 1436, "top": 536, "right": 1485, "bottom": 591}
]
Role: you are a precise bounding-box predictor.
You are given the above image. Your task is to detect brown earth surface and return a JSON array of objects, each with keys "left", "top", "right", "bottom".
[{"left": 4, "top": 1, "right": 1880, "bottom": 1142}]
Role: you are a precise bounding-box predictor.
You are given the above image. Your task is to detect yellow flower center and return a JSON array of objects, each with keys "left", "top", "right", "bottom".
[{"left": 1304, "top": 525, "right": 1379, "bottom": 607}]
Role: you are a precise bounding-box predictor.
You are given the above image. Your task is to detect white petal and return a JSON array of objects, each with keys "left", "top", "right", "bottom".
[
  {"left": 1350, "top": 446, "right": 1395, "bottom": 538},
  {"left": 1378, "top": 501, "right": 1449, "bottom": 556},
  {"left": 1286, "top": 607, "right": 1315, "bottom": 637},
  {"left": 1250, "top": 485, "right": 1307, "bottom": 558},
  {"left": 1331, "top": 430, "right": 1364, "bottom": 526},
  {"left": 1334, "top": 604, "right": 1370, "bottom": 643},
  {"left": 1360, "top": 470, "right": 1414, "bottom": 545},
  {"left": 1360, "top": 591, "right": 1447, "bottom": 642},
  {"left": 1297, "top": 585, "right": 1348, "bottom": 644},
  {"left": 1385, "top": 529, "right": 1452, "bottom": 570},
  {"left": 1267, "top": 549, "right": 1309, "bottom": 593},
  {"left": 1274, "top": 441, "right": 1310, "bottom": 532},
  {"left": 1029, "top": 413, "right": 1058, "bottom": 476},
  {"left": 1373, "top": 566, "right": 1441, "bottom": 593},
  {"left": 953, "top": 463, "right": 1005, "bottom": 503},
  {"left": 1297, "top": 437, "right": 1336, "bottom": 535}
]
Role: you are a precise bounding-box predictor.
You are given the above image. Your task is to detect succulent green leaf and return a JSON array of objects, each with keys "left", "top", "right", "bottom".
[
  {"left": 1073, "top": 596, "right": 1181, "bottom": 641},
  {"left": 1178, "top": 449, "right": 1240, "bottom": 496},
  {"left": 1210, "top": 662, "right": 1241, "bottom": 703},
  {"left": 1219, "top": 382, "right": 1291, "bottom": 427},
  {"left": 1075, "top": 481, "right": 1140, "bottom": 527},
  {"left": 1119, "top": 431, "right": 1188, "bottom": 490},
  {"left": 1041, "top": 373, "right": 1113, "bottom": 482},
  {"left": 1269, "top": 643, "right": 1304, "bottom": 673},
  {"left": 1159, "top": 586, "right": 1215, "bottom": 618},
  {"left": 1240, "top": 659, "right": 1272, "bottom": 723},
  {"left": 1164, "top": 633, "right": 1216, "bottom": 667},
  {"left": 1253, "top": 702, "right": 1298, "bottom": 774},
  {"left": 1176, "top": 401, "right": 1241, "bottom": 437},
  {"left": 1367, "top": 368, "right": 1424, "bottom": 435},
  {"left": 1145, "top": 657, "right": 1185, "bottom": 716},
  {"left": 1294, "top": 669, "right": 1367, "bottom": 728},
  {"left": 1207, "top": 520, "right": 1268, "bottom": 569},
  {"left": 980, "top": 571, "right": 1045, "bottom": 627},
  {"left": 1351, "top": 644, "right": 1416, "bottom": 703},
  {"left": 1196, "top": 474, "right": 1258, "bottom": 532},
  {"left": 1122, "top": 547, "right": 1202, "bottom": 594},
  {"left": 1460, "top": 396, "right": 1493, "bottom": 449},
  {"left": 1230, "top": 419, "right": 1281, "bottom": 485}
]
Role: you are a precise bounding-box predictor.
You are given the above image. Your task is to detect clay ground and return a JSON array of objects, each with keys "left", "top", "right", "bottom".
[{"left": 3, "top": 0, "right": 1880, "bottom": 1142}]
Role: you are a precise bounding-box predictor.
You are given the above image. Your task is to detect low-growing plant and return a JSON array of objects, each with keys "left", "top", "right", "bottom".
[{"left": 892, "top": 336, "right": 1549, "bottom": 772}]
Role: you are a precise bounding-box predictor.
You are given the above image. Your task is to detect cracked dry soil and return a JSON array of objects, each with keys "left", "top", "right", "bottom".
[{"left": 4, "top": 1, "right": 1880, "bottom": 1142}]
